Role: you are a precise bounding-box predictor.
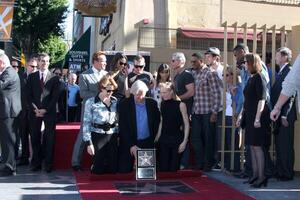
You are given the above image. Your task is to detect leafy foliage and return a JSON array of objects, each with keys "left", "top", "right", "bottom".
[
  {"left": 37, "top": 34, "right": 68, "bottom": 66},
  {"left": 12, "top": 0, "right": 68, "bottom": 55}
]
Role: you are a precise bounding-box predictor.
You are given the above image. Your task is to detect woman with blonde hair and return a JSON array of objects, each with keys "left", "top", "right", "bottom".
[{"left": 155, "top": 82, "right": 189, "bottom": 171}]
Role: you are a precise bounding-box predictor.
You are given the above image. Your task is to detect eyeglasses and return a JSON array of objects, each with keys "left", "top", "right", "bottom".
[
  {"left": 105, "top": 88, "right": 113, "bottom": 93},
  {"left": 119, "top": 61, "right": 127, "bottom": 66},
  {"left": 134, "top": 65, "right": 144, "bottom": 68}
]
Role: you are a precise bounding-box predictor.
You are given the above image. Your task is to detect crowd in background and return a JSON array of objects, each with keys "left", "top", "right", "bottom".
[{"left": 0, "top": 44, "right": 299, "bottom": 189}]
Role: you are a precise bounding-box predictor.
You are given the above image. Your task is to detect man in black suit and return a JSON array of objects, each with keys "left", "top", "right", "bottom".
[
  {"left": 17, "top": 57, "right": 38, "bottom": 165},
  {"left": 118, "top": 80, "right": 160, "bottom": 173},
  {"left": 0, "top": 50, "right": 21, "bottom": 176},
  {"left": 271, "top": 47, "right": 297, "bottom": 181},
  {"left": 27, "top": 53, "right": 60, "bottom": 173}
]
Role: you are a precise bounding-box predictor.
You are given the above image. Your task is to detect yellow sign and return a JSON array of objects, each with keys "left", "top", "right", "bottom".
[
  {"left": 75, "top": 0, "right": 117, "bottom": 17},
  {"left": 20, "top": 52, "right": 26, "bottom": 66},
  {"left": 0, "top": 0, "right": 14, "bottom": 41}
]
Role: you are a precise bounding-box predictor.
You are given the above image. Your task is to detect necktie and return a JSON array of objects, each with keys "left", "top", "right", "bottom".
[{"left": 40, "top": 73, "right": 44, "bottom": 88}]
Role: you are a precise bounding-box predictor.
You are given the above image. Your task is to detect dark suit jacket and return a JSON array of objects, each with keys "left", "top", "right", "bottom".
[
  {"left": 27, "top": 70, "right": 60, "bottom": 116},
  {"left": 19, "top": 72, "right": 29, "bottom": 111},
  {"left": 271, "top": 64, "right": 297, "bottom": 123},
  {"left": 118, "top": 95, "right": 160, "bottom": 148},
  {"left": 0, "top": 66, "right": 21, "bottom": 119}
]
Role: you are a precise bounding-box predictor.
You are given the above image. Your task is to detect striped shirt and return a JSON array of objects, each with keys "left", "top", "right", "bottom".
[{"left": 192, "top": 66, "right": 222, "bottom": 114}]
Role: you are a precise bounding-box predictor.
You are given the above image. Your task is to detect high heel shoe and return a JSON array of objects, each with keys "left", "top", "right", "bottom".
[
  {"left": 251, "top": 178, "right": 268, "bottom": 188},
  {"left": 243, "top": 177, "right": 258, "bottom": 184}
]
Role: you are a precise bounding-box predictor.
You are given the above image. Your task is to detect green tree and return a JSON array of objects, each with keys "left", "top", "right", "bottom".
[
  {"left": 37, "top": 35, "right": 68, "bottom": 65},
  {"left": 12, "top": 0, "right": 68, "bottom": 55}
]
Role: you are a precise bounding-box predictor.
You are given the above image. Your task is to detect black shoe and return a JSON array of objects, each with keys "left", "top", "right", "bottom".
[
  {"left": 30, "top": 165, "right": 42, "bottom": 172},
  {"left": 251, "top": 178, "right": 268, "bottom": 188},
  {"left": 203, "top": 166, "right": 212, "bottom": 172},
  {"left": 44, "top": 166, "right": 52, "bottom": 173},
  {"left": 17, "top": 159, "right": 29, "bottom": 166},
  {"left": 213, "top": 163, "right": 222, "bottom": 170},
  {"left": 0, "top": 167, "right": 16, "bottom": 177},
  {"left": 234, "top": 172, "right": 249, "bottom": 179},
  {"left": 72, "top": 165, "right": 83, "bottom": 172},
  {"left": 243, "top": 177, "right": 258, "bottom": 184}
]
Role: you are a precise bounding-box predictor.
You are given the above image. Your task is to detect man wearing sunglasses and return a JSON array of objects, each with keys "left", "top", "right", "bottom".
[
  {"left": 125, "top": 55, "right": 154, "bottom": 97},
  {"left": 16, "top": 57, "right": 38, "bottom": 166}
]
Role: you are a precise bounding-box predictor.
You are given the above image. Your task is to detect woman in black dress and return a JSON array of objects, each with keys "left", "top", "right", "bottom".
[
  {"left": 154, "top": 82, "right": 189, "bottom": 171},
  {"left": 237, "top": 53, "right": 270, "bottom": 187}
]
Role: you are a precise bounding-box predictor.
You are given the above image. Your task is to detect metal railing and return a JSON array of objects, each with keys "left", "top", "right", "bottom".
[
  {"left": 239, "top": 0, "right": 300, "bottom": 6},
  {"left": 138, "top": 27, "right": 282, "bottom": 53}
]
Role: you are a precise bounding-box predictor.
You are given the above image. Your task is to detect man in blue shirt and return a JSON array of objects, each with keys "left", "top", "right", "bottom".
[{"left": 118, "top": 80, "right": 160, "bottom": 173}]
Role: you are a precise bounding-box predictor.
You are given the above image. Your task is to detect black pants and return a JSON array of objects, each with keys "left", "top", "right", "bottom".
[
  {"left": 19, "top": 109, "right": 31, "bottom": 161},
  {"left": 29, "top": 112, "right": 56, "bottom": 168},
  {"left": 191, "top": 114, "right": 216, "bottom": 169},
  {"left": 275, "top": 123, "right": 295, "bottom": 179},
  {"left": 91, "top": 132, "right": 118, "bottom": 174},
  {"left": 159, "top": 142, "right": 180, "bottom": 172},
  {"left": 68, "top": 106, "right": 78, "bottom": 122},
  {"left": 0, "top": 117, "right": 17, "bottom": 171},
  {"left": 118, "top": 137, "right": 154, "bottom": 173}
]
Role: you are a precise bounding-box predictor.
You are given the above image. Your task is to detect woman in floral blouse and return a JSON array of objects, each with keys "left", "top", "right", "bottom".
[{"left": 82, "top": 75, "right": 118, "bottom": 174}]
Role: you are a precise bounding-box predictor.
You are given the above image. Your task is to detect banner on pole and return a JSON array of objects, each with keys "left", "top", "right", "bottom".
[{"left": 0, "top": 0, "right": 15, "bottom": 41}]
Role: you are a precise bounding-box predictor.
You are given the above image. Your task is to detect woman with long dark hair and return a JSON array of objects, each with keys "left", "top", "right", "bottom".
[
  {"left": 151, "top": 63, "right": 171, "bottom": 106},
  {"left": 109, "top": 53, "right": 128, "bottom": 100}
]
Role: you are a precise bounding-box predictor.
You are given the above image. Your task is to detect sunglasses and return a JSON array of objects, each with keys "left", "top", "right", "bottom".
[
  {"left": 29, "top": 65, "right": 37, "bottom": 68},
  {"left": 105, "top": 89, "right": 113, "bottom": 93},
  {"left": 190, "top": 60, "right": 197, "bottom": 64},
  {"left": 134, "top": 65, "right": 144, "bottom": 68},
  {"left": 55, "top": 72, "right": 62, "bottom": 76},
  {"left": 119, "top": 61, "right": 127, "bottom": 66},
  {"left": 222, "top": 73, "right": 233, "bottom": 77}
]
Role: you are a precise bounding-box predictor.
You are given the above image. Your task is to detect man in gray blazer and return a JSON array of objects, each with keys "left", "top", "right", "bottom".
[
  {"left": 71, "top": 51, "right": 108, "bottom": 170},
  {"left": 0, "top": 50, "right": 21, "bottom": 176}
]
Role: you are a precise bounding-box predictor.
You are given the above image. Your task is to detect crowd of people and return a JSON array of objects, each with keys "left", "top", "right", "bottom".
[{"left": 0, "top": 44, "right": 299, "bottom": 189}]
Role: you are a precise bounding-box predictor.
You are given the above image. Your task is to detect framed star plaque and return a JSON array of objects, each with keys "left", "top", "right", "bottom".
[{"left": 136, "top": 149, "right": 156, "bottom": 180}]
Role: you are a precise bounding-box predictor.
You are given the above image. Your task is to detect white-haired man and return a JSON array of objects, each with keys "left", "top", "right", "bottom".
[
  {"left": 118, "top": 80, "right": 160, "bottom": 173},
  {"left": 171, "top": 52, "right": 194, "bottom": 169},
  {"left": 271, "top": 47, "right": 297, "bottom": 181},
  {"left": 0, "top": 49, "right": 21, "bottom": 176}
]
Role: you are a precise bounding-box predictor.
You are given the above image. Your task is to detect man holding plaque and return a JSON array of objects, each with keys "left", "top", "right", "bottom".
[{"left": 118, "top": 80, "right": 160, "bottom": 173}]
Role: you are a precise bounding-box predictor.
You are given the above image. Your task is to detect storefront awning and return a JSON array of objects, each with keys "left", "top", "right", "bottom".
[{"left": 178, "top": 27, "right": 256, "bottom": 40}]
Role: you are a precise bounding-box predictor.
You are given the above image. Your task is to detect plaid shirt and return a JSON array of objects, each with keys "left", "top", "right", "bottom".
[{"left": 192, "top": 66, "right": 222, "bottom": 114}]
